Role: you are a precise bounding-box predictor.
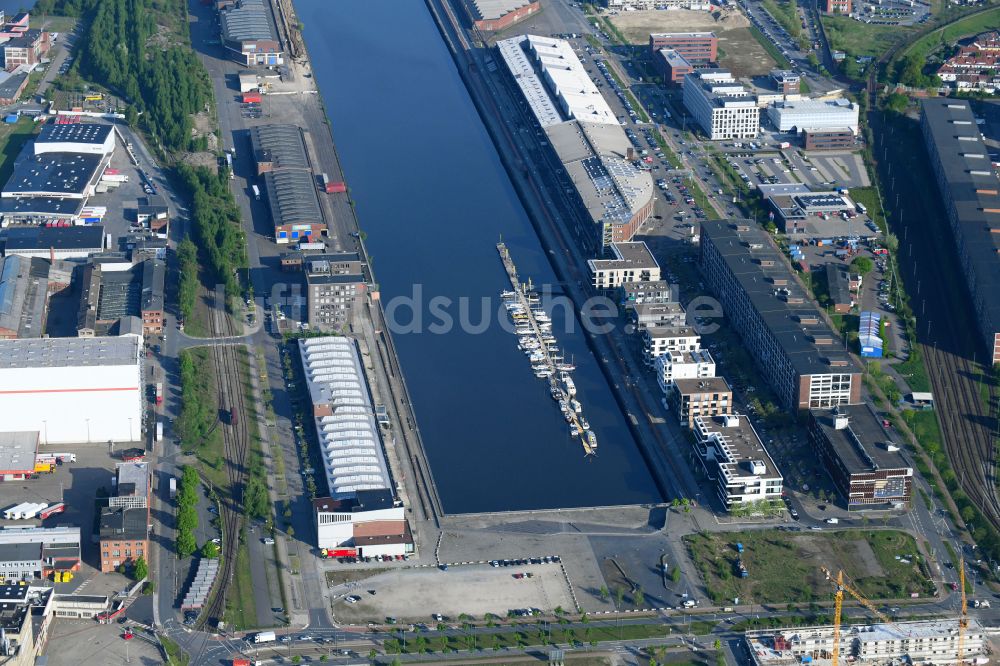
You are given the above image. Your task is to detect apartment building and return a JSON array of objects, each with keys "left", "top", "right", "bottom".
[
  {"left": 588, "top": 242, "right": 660, "bottom": 290},
  {"left": 649, "top": 32, "right": 718, "bottom": 62},
  {"left": 655, "top": 348, "right": 716, "bottom": 393},
  {"left": 809, "top": 405, "right": 913, "bottom": 510},
  {"left": 692, "top": 413, "right": 783, "bottom": 509},
  {"left": 921, "top": 98, "right": 1000, "bottom": 363},
  {"left": 621, "top": 279, "right": 675, "bottom": 306},
  {"left": 683, "top": 71, "right": 760, "bottom": 140},
  {"left": 700, "top": 220, "right": 862, "bottom": 409},
  {"left": 671, "top": 376, "right": 732, "bottom": 427},
  {"left": 643, "top": 325, "right": 701, "bottom": 364},
  {"left": 631, "top": 302, "right": 686, "bottom": 330},
  {"left": 98, "top": 507, "right": 147, "bottom": 573}
]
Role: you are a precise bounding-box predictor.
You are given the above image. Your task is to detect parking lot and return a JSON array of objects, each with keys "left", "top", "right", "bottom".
[
  {"left": 44, "top": 618, "right": 162, "bottom": 666},
  {"left": 330, "top": 563, "right": 576, "bottom": 622}
]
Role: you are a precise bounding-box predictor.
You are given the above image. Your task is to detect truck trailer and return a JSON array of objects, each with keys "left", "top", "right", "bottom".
[
  {"left": 253, "top": 631, "right": 276, "bottom": 644},
  {"left": 169, "top": 477, "right": 177, "bottom": 500}
]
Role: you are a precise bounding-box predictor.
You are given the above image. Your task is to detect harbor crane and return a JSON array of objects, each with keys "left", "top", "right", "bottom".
[{"left": 821, "top": 566, "right": 897, "bottom": 666}]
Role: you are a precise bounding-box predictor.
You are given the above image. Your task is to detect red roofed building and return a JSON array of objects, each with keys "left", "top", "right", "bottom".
[{"left": 938, "top": 32, "right": 1000, "bottom": 93}]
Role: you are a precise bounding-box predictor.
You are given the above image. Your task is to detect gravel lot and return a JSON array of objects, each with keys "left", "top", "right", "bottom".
[{"left": 331, "top": 564, "right": 576, "bottom": 622}]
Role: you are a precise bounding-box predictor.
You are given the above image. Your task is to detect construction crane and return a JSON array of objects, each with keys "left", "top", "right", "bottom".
[
  {"left": 821, "top": 566, "right": 897, "bottom": 666},
  {"left": 958, "top": 556, "right": 968, "bottom": 665}
]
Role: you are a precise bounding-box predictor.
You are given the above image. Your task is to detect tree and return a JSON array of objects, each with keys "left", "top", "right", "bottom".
[
  {"left": 613, "top": 586, "right": 625, "bottom": 609},
  {"left": 633, "top": 587, "right": 645, "bottom": 608},
  {"left": 599, "top": 585, "right": 610, "bottom": 601},
  {"left": 850, "top": 256, "right": 874, "bottom": 275},
  {"left": 671, "top": 566, "right": 682, "bottom": 584},
  {"left": 133, "top": 556, "right": 148, "bottom": 581},
  {"left": 201, "top": 541, "right": 220, "bottom": 559},
  {"left": 714, "top": 639, "right": 722, "bottom": 650},
  {"left": 177, "top": 530, "right": 197, "bottom": 558},
  {"left": 886, "top": 92, "right": 909, "bottom": 113}
]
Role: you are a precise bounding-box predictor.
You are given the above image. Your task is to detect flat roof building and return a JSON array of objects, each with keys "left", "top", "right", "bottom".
[
  {"left": 766, "top": 98, "right": 859, "bottom": 134},
  {"left": 2, "top": 149, "right": 107, "bottom": 200},
  {"left": 313, "top": 490, "right": 412, "bottom": 557},
  {"left": 34, "top": 123, "right": 114, "bottom": 156},
  {"left": 621, "top": 279, "right": 675, "bottom": 306},
  {"left": 758, "top": 184, "right": 871, "bottom": 237},
  {"left": 649, "top": 32, "right": 718, "bottom": 62},
  {"left": 656, "top": 348, "right": 716, "bottom": 393},
  {"left": 588, "top": 241, "right": 660, "bottom": 290},
  {"left": 306, "top": 253, "right": 367, "bottom": 333},
  {"left": 808, "top": 404, "right": 913, "bottom": 510},
  {"left": 671, "top": 376, "right": 732, "bottom": 427},
  {"left": 700, "top": 220, "right": 862, "bottom": 410},
  {"left": 654, "top": 49, "right": 694, "bottom": 85},
  {"left": 683, "top": 71, "right": 760, "bottom": 141},
  {"left": 0, "top": 432, "right": 38, "bottom": 480},
  {"left": 498, "top": 36, "right": 654, "bottom": 249},
  {"left": 97, "top": 506, "right": 147, "bottom": 573},
  {"left": 0, "top": 336, "right": 143, "bottom": 444},
  {"left": 803, "top": 128, "right": 856, "bottom": 151},
  {"left": 2, "top": 225, "right": 105, "bottom": 260},
  {"left": 693, "top": 413, "right": 782, "bottom": 509},
  {"left": 921, "top": 98, "right": 1000, "bottom": 363},
  {"left": 770, "top": 69, "right": 800, "bottom": 95}
]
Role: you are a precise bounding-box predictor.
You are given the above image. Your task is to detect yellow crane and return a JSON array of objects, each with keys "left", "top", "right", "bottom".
[
  {"left": 821, "top": 566, "right": 896, "bottom": 666},
  {"left": 958, "top": 556, "right": 968, "bottom": 665}
]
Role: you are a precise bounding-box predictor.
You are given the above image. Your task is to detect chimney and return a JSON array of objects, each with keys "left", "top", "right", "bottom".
[{"left": 626, "top": 146, "right": 635, "bottom": 161}]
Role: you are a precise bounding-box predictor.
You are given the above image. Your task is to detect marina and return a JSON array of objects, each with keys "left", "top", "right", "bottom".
[{"left": 498, "top": 242, "right": 597, "bottom": 456}]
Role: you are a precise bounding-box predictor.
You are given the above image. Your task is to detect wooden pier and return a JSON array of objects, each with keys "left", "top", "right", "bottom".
[{"left": 497, "top": 242, "right": 596, "bottom": 456}]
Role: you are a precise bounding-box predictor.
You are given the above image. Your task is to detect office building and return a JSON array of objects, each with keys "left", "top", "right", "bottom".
[
  {"left": 305, "top": 253, "right": 367, "bottom": 332},
  {"left": 746, "top": 619, "right": 986, "bottom": 665},
  {"left": 219, "top": 0, "right": 283, "bottom": 67},
  {"left": 758, "top": 184, "right": 872, "bottom": 237},
  {"left": 921, "top": 98, "right": 1000, "bottom": 363},
  {"left": 770, "top": 69, "right": 800, "bottom": 95},
  {"left": 808, "top": 405, "right": 913, "bottom": 510},
  {"left": 649, "top": 32, "right": 718, "bottom": 62},
  {"left": 683, "top": 71, "right": 760, "bottom": 140},
  {"left": 464, "top": 0, "right": 540, "bottom": 31},
  {"left": 655, "top": 49, "right": 694, "bottom": 85},
  {"left": 767, "top": 98, "right": 859, "bottom": 134},
  {"left": 671, "top": 376, "right": 732, "bottom": 427},
  {"left": 2, "top": 29, "right": 48, "bottom": 70},
  {"left": 0, "top": 336, "right": 144, "bottom": 443},
  {"left": 700, "top": 220, "right": 862, "bottom": 409},
  {"left": 497, "top": 35, "right": 654, "bottom": 249},
  {"left": 621, "top": 279, "right": 675, "bottom": 306},
  {"left": 692, "top": 413, "right": 783, "bottom": 509},
  {"left": 803, "top": 128, "right": 856, "bottom": 151},
  {"left": 656, "top": 348, "right": 716, "bottom": 393},
  {"left": 588, "top": 242, "right": 660, "bottom": 290}
]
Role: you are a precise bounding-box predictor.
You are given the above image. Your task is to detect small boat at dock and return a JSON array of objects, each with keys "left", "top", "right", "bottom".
[
  {"left": 570, "top": 399, "right": 582, "bottom": 413},
  {"left": 551, "top": 387, "right": 565, "bottom": 401},
  {"left": 580, "top": 417, "right": 590, "bottom": 430},
  {"left": 586, "top": 430, "right": 597, "bottom": 449},
  {"left": 562, "top": 374, "right": 576, "bottom": 396}
]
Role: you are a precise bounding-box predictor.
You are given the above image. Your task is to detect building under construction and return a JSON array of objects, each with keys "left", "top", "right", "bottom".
[{"left": 745, "top": 619, "right": 987, "bottom": 665}]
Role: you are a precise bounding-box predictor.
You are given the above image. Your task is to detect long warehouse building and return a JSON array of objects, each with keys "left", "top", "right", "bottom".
[
  {"left": 497, "top": 34, "right": 654, "bottom": 249},
  {"left": 0, "top": 336, "right": 144, "bottom": 444},
  {"left": 921, "top": 98, "right": 1000, "bottom": 363}
]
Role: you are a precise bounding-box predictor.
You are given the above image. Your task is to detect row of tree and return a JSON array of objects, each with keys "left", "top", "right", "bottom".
[
  {"left": 176, "top": 349, "right": 218, "bottom": 453},
  {"left": 176, "top": 466, "right": 200, "bottom": 558},
  {"left": 177, "top": 165, "right": 248, "bottom": 302},
  {"left": 177, "top": 238, "right": 199, "bottom": 324}
]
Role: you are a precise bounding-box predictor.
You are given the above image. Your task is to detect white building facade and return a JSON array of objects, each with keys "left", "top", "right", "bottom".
[
  {"left": 0, "top": 337, "right": 144, "bottom": 444},
  {"left": 683, "top": 71, "right": 760, "bottom": 140},
  {"left": 656, "top": 349, "right": 716, "bottom": 392},
  {"left": 766, "top": 98, "right": 859, "bottom": 133},
  {"left": 643, "top": 325, "right": 701, "bottom": 364},
  {"left": 693, "top": 414, "right": 783, "bottom": 510}
]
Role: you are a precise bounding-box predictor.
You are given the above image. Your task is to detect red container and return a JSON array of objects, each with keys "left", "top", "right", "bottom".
[
  {"left": 242, "top": 93, "right": 261, "bottom": 104},
  {"left": 326, "top": 181, "right": 347, "bottom": 194}
]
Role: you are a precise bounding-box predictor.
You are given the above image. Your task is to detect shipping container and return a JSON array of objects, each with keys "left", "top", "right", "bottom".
[
  {"left": 254, "top": 631, "right": 276, "bottom": 644},
  {"left": 242, "top": 93, "right": 262, "bottom": 104},
  {"left": 169, "top": 477, "right": 177, "bottom": 500},
  {"left": 33, "top": 461, "right": 54, "bottom": 474},
  {"left": 326, "top": 181, "right": 346, "bottom": 194},
  {"left": 3, "top": 503, "right": 30, "bottom": 520},
  {"left": 155, "top": 382, "right": 163, "bottom": 405},
  {"left": 39, "top": 503, "right": 65, "bottom": 520},
  {"left": 17, "top": 503, "right": 47, "bottom": 519},
  {"left": 156, "top": 422, "right": 164, "bottom": 442},
  {"left": 252, "top": 184, "right": 260, "bottom": 200}
]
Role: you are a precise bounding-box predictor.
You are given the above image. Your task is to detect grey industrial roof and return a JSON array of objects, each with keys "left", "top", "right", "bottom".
[
  {"left": 0, "top": 72, "right": 26, "bottom": 101},
  {"left": 0, "top": 196, "right": 86, "bottom": 217},
  {"left": 221, "top": 0, "right": 277, "bottom": 43},
  {"left": 825, "top": 263, "right": 852, "bottom": 306},
  {"left": 2, "top": 225, "right": 105, "bottom": 252},
  {"left": 2, "top": 149, "right": 104, "bottom": 197},
  {"left": 36, "top": 123, "right": 113, "bottom": 147},
  {"left": 700, "top": 220, "right": 859, "bottom": 377},
  {"left": 0, "top": 432, "right": 38, "bottom": 473},
  {"left": 657, "top": 48, "right": 691, "bottom": 69},
  {"left": 115, "top": 462, "right": 149, "bottom": 500},
  {"left": 468, "top": 0, "right": 534, "bottom": 20},
  {"left": 3, "top": 29, "right": 41, "bottom": 49},
  {"left": 250, "top": 124, "right": 309, "bottom": 171},
  {"left": 0, "top": 543, "right": 40, "bottom": 563},
  {"left": 0, "top": 335, "right": 140, "bottom": 369},
  {"left": 811, "top": 404, "right": 911, "bottom": 474},
  {"left": 264, "top": 169, "right": 322, "bottom": 226},
  {"left": 921, "top": 98, "right": 1000, "bottom": 333},
  {"left": 141, "top": 259, "right": 164, "bottom": 312}
]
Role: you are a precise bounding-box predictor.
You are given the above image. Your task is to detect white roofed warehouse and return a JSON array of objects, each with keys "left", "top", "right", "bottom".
[{"left": 0, "top": 336, "right": 144, "bottom": 444}]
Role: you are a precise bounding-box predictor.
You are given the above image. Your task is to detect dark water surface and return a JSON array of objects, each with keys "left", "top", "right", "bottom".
[{"left": 294, "top": 0, "right": 662, "bottom": 513}]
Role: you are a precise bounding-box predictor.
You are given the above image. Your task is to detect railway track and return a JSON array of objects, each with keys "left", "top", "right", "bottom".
[{"left": 198, "top": 303, "right": 251, "bottom": 629}]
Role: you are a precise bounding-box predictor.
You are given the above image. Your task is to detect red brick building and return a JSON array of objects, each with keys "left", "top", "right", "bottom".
[
  {"left": 649, "top": 32, "right": 718, "bottom": 63},
  {"left": 825, "top": 0, "right": 851, "bottom": 13},
  {"left": 3, "top": 29, "right": 49, "bottom": 70}
]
